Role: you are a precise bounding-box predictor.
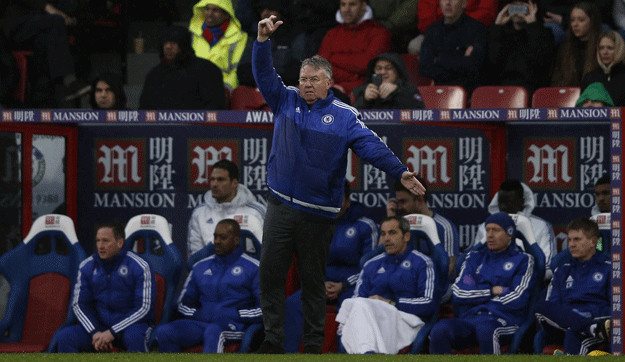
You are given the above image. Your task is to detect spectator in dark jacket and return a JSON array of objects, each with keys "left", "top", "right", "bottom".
[
  {"left": 551, "top": 2, "right": 602, "bottom": 87},
  {"left": 90, "top": 73, "right": 127, "bottom": 110},
  {"left": 139, "top": 25, "right": 226, "bottom": 110},
  {"left": 353, "top": 53, "right": 424, "bottom": 109},
  {"left": 238, "top": 0, "right": 301, "bottom": 87},
  {"left": 580, "top": 30, "right": 625, "bottom": 106},
  {"left": 419, "top": 0, "right": 488, "bottom": 93},
  {"left": 488, "top": 0, "right": 555, "bottom": 94}
]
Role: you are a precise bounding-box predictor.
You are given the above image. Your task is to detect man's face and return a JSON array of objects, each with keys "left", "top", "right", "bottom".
[
  {"left": 395, "top": 190, "right": 418, "bottom": 215},
  {"left": 204, "top": 4, "right": 229, "bottom": 27},
  {"left": 340, "top": 0, "right": 367, "bottom": 26},
  {"left": 163, "top": 41, "right": 181, "bottom": 62},
  {"left": 440, "top": 0, "right": 465, "bottom": 22},
  {"left": 94, "top": 80, "right": 116, "bottom": 109},
  {"left": 380, "top": 219, "right": 410, "bottom": 255},
  {"left": 374, "top": 59, "right": 398, "bottom": 84},
  {"left": 260, "top": 9, "right": 282, "bottom": 21},
  {"left": 485, "top": 223, "right": 511, "bottom": 253},
  {"left": 595, "top": 183, "right": 610, "bottom": 213},
  {"left": 498, "top": 190, "right": 524, "bottom": 214},
  {"left": 210, "top": 167, "right": 238, "bottom": 203},
  {"left": 568, "top": 229, "right": 597, "bottom": 261},
  {"left": 213, "top": 222, "right": 239, "bottom": 256},
  {"left": 299, "top": 65, "right": 331, "bottom": 105},
  {"left": 96, "top": 227, "right": 124, "bottom": 260}
]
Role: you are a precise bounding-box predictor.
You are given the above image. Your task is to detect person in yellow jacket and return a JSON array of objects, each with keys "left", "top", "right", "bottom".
[{"left": 189, "top": 0, "right": 248, "bottom": 90}]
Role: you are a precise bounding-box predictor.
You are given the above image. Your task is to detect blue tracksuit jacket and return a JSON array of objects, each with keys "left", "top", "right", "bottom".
[
  {"left": 545, "top": 251, "right": 610, "bottom": 318},
  {"left": 354, "top": 245, "right": 437, "bottom": 318},
  {"left": 178, "top": 248, "right": 262, "bottom": 326},
  {"left": 326, "top": 202, "right": 378, "bottom": 295},
  {"left": 252, "top": 39, "right": 408, "bottom": 218},
  {"left": 72, "top": 250, "right": 155, "bottom": 336},
  {"left": 453, "top": 243, "right": 535, "bottom": 326}
]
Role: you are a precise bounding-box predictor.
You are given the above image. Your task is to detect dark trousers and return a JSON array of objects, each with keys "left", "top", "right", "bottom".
[
  {"left": 259, "top": 198, "right": 335, "bottom": 348},
  {"left": 8, "top": 13, "right": 74, "bottom": 80},
  {"left": 429, "top": 315, "right": 515, "bottom": 354},
  {"left": 535, "top": 301, "right": 606, "bottom": 355}
]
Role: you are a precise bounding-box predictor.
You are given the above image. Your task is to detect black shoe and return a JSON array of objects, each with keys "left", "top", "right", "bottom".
[
  {"left": 594, "top": 318, "right": 611, "bottom": 340},
  {"left": 303, "top": 345, "right": 322, "bottom": 354},
  {"left": 256, "top": 340, "right": 284, "bottom": 354},
  {"left": 61, "top": 80, "right": 91, "bottom": 101}
]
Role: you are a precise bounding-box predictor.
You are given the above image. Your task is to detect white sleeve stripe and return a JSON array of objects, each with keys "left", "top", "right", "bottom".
[
  {"left": 241, "top": 253, "right": 260, "bottom": 266},
  {"left": 112, "top": 253, "right": 152, "bottom": 332},
  {"left": 357, "top": 217, "right": 379, "bottom": 251},
  {"left": 452, "top": 284, "right": 492, "bottom": 297},
  {"left": 452, "top": 252, "right": 492, "bottom": 298},
  {"left": 239, "top": 308, "right": 262, "bottom": 317},
  {"left": 434, "top": 214, "right": 456, "bottom": 257},
  {"left": 347, "top": 274, "right": 359, "bottom": 285},
  {"left": 399, "top": 251, "right": 435, "bottom": 305},
  {"left": 494, "top": 255, "right": 534, "bottom": 304},
  {"left": 72, "top": 261, "right": 95, "bottom": 333},
  {"left": 178, "top": 305, "right": 196, "bottom": 316},
  {"left": 332, "top": 100, "right": 360, "bottom": 117}
]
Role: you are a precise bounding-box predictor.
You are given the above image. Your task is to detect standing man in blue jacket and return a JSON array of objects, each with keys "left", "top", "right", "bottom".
[
  {"left": 429, "top": 212, "right": 536, "bottom": 354},
  {"left": 154, "top": 219, "right": 262, "bottom": 353},
  {"left": 252, "top": 15, "right": 425, "bottom": 354},
  {"left": 534, "top": 217, "right": 611, "bottom": 355},
  {"left": 56, "top": 222, "right": 155, "bottom": 352}
]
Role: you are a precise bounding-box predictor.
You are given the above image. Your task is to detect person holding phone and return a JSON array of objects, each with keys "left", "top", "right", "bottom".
[
  {"left": 352, "top": 53, "right": 425, "bottom": 109},
  {"left": 488, "top": 0, "right": 555, "bottom": 93}
]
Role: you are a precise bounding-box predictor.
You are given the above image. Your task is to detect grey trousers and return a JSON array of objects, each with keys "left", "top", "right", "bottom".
[{"left": 259, "top": 197, "right": 335, "bottom": 348}]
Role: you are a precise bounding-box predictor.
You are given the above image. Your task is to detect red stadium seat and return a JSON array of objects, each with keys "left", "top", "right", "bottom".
[
  {"left": 471, "top": 86, "right": 529, "bottom": 108},
  {"left": 401, "top": 54, "right": 433, "bottom": 86},
  {"left": 231, "top": 86, "right": 269, "bottom": 111},
  {"left": 12, "top": 50, "right": 32, "bottom": 103},
  {"left": 531, "top": 87, "right": 581, "bottom": 108},
  {"left": 0, "top": 215, "right": 86, "bottom": 353},
  {"left": 417, "top": 85, "right": 467, "bottom": 109}
]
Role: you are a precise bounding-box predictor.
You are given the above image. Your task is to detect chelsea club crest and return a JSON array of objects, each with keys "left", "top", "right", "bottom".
[
  {"left": 322, "top": 114, "right": 334, "bottom": 125},
  {"left": 119, "top": 265, "right": 129, "bottom": 276}
]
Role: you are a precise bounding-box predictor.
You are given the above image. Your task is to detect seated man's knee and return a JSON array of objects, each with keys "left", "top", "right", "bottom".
[
  {"left": 154, "top": 324, "right": 174, "bottom": 344},
  {"left": 203, "top": 323, "right": 222, "bottom": 340},
  {"left": 123, "top": 325, "right": 149, "bottom": 352},
  {"left": 430, "top": 320, "right": 453, "bottom": 342}
]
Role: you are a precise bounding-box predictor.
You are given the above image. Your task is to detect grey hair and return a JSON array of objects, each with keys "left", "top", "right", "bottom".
[{"left": 301, "top": 55, "right": 333, "bottom": 79}]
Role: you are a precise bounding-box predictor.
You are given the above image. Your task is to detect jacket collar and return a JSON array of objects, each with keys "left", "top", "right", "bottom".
[
  {"left": 385, "top": 244, "right": 413, "bottom": 264},
  {"left": 215, "top": 246, "right": 244, "bottom": 265},
  {"left": 301, "top": 89, "right": 336, "bottom": 110}
]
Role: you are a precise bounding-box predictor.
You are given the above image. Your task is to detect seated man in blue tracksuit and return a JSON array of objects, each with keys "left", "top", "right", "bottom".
[
  {"left": 534, "top": 217, "right": 611, "bottom": 355},
  {"left": 337, "top": 216, "right": 437, "bottom": 354},
  {"left": 56, "top": 222, "right": 155, "bottom": 352},
  {"left": 430, "top": 212, "right": 536, "bottom": 355},
  {"left": 283, "top": 182, "right": 378, "bottom": 352},
  {"left": 154, "top": 219, "right": 262, "bottom": 353}
]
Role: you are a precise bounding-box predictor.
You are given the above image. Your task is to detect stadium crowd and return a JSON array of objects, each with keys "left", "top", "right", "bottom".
[{"left": 1, "top": 0, "right": 625, "bottom": 108}]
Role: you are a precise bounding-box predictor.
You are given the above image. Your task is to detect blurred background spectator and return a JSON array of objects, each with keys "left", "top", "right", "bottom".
[
  {"left": 488, "top": 0, "right": 555, "bottom": 94},
  {"left": 580, "top": 29, "right": 625, "bottom": 105},
  {"left": 352, "top": 53, "right": 425, "bottom": 109},
  {"left": 551, "top": 1, "right": 602, "bottom": 87},
  {"left": 139, "top": 25, "right": 226, "bottom": 110}
]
